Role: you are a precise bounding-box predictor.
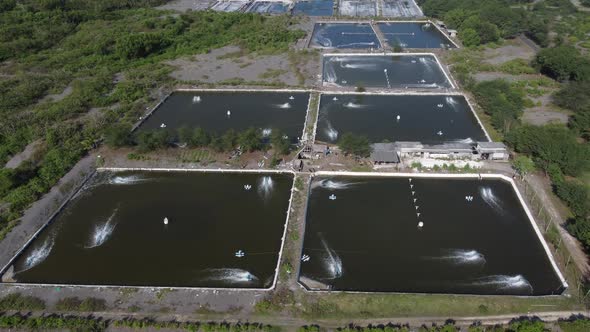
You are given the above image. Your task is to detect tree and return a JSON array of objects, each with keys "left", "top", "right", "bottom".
[
  {"left": 512, "top": 155, "right": 535, "bottom": 178},
  {"left": 104, "top": 124, "right": 132, "bottom": 148},
  {"left": 534, "top": 46, "right": 581, "bottom": 81},
  {"left": 177, "top": 126, "right": 192, "bottom": 144},
  {"left": 555, "top": 180, "right": 589, "bottom": 218},
  {"left": 472, "top": 79, "right": 524, "bottom": 133},
  {"left": 460, "top": 28, "right": 480, "bottom": 47},
  {"left": 338, "top": 133, "right": 371, "bottom": 158},
  {"left": 190, "top": 127, "right": 210, "bottom": 147},
  {"left": 221, "top": 129, "right": 238, "bottom": 151},
  {"left": 237, "top": 128, "right": 262, "bottom": 152},
  {"left": 270, "top": 129, "right": 290, "bottom": 155}
]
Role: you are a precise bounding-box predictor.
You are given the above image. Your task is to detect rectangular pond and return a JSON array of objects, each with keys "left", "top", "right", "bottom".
[
  {"left": 315, "top": 94, "right": 488, "bottom": 144},
  {"left": 339, "top": 0, "right": 377, "bottom": 17},
  {"left": 310, "top": 23, "right": 381, "bottom": 49},
  {"left": 245, "top": 1, "right": 289, "bottom": 14},
  {"left": 211, "top": 0, "right": 249, "bottom": 12},
  {"left": 299, "top": 174, "right": 566, "bottom": 295},
  {"left": 3, "top": 170, "right": 294, "bottom": 288},
  {"left": 381, "top": 0, "right": 423, "bottom": 17},
  {"left": 293, "top": 0, "right": 334, "bottom": 16},
  {"left": 139, "top": 91, "right": 310, "bottom": 143},
  {"left": 376, "top": 22, "right": 456, "bottom": 49},
  {"left": 322, "top": 54, "right": 453, "bottom": 89}
]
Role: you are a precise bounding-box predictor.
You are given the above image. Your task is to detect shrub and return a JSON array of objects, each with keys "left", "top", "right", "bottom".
[{"left": 0, "top": 293, "right": 45, "bottom": 311}]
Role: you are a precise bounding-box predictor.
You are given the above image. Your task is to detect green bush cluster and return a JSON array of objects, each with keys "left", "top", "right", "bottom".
[
  {"left": 418, "top": 0, "right": 541, "bottom": 46},
  {"left": 108, "top": 126, "right": 293, "bottom": 155},
  {"left": 0, "top": 2, "right": 305, "bottom": 239},
  {"left": 55, "top": 297, "right": 107, "bottom": 312},
  {"left": 0, "top": 293, "right": 45, "bottom": 311},
  {"left": 338, "top": 133, "right": 371, "bottom": 158},
  {"left": 534, "top": 46, "right": 590, "bottom": 82},
  {"left": 472, "top": 80, "right": 524, "bottom": 134}
]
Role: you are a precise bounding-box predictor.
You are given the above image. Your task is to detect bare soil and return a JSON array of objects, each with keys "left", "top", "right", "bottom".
[
  {"left": 482, "top": 39, "right": 536, "bottom": 65},
  {"left": 166, "top": 46, "right": 319, "bottom": 87}
]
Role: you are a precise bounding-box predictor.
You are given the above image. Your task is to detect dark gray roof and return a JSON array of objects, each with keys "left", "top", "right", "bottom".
[
  {"left": 476, "top": 142, "right": 506, "bottom": 149},
  {"left": 370, "top": 150, "right": 399, "bottom": 163}
]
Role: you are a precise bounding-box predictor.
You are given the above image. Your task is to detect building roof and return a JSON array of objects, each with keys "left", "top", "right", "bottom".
[
  {"left": 370, "top": 150, "right": 399, "bottom": 163},
  {"left": 312, "top": 144, "right": 328, "bottom": 153},
  {"left": 476, "top": 142, "right": 506, "bottom": 149}
]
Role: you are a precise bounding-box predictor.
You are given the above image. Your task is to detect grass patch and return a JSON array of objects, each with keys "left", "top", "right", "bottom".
[
  {"left": 0, "top": 293, "right": 45, "bottom": 311},
  {"left": 55, "top": 297, "right": 107, "bottom": 312},
  {"left": 179, "top": 149, "right": 213, "bottom": 164}
]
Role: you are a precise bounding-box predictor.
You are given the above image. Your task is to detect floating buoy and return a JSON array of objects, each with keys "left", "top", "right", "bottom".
[
  {"left": 418, "top": 221, "right": 424, "bottom": 228},
  {"left": 227, "top": 110, "right": 231, "bottom": 117},
  {"left": 163, "top": 217, "right": 169, "bottom": 225},
  {"left": 160, "top": 123, "right": 167, "bottom": 128},
  {"left": 396, "top": 115, "right": 401, "bottom": 121},
  {"left": 329, "top": 194, "right": 337, "bottom": 200},
  {"left": 193, "top": 96, "right": 201, "bottom": 103},
  {"left": 289, "top": 96, "right": 295, "bottom": 100}
]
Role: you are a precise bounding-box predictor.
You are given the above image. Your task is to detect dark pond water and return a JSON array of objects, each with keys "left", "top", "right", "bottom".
[
  {"left": 323, "top": 55, "right": 452, "bottom": 89},
  {"left": 310, "top": 23, "right": 380, "bottom": 49},
  {"left": 140, "top": 91, "right": 309, "bottom": 143},
  {"left": 9, "top": 171, "right": 293, "bottom": 288},
  {"left": 293, "top": 0, "right": 334, "bottom": 16},
  {"left": 315, "top": 94, "right": 488, "bottom": 144},
  {"left": 377, "top": 22, "right": 456, "bottom": 49},
  {"left": 299, "top": 176, "right": 565, "bottom": 295}
]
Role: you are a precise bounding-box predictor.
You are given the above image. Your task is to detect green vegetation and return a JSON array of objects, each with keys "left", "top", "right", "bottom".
[
  {"left": 0, "top": 2, "right": 304, "bottom": 240},
  {"left": 0, "top": 293, "right": 45, "bottom": 311},
  {"left": 338, "top": 133, "right": 371, "bottom": 158},
  {"left": 534, "top": 46, "right": 590, "bottom": 82},
  {"left": 0, "top": 312, "right": 279, "bottom": 332},
  {"left": 55, "top": 297, "right": 107, "bottom": 312},
  {"left": 472, "top": 80, "right": 524, "bottom": 133},
  {"left": 559, "top": 316, "right": 590, "bottom": 332}
]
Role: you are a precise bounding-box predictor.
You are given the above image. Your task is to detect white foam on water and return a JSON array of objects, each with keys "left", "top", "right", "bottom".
[
  {"left": 86, "top": 209, "right": 118, "bottom": 249},
  {"left": 451, "top": 138, "right": 474, "bottom": 144},
  {"left": 342, "top": 62, "right": 378, "bottom": 70},
  {"left": 312, "top": 179, "right": 358, "bottom": 190},
  {"left": 470, "top": 275, "right": 533, "bottom": 293},
  {"left": 276, "top": 102, "right": 291, "bottom": 109},
  {"left": 343, "top": 102, "right": 365, "bottom": 109},
  {"left": 426, "top": 249, "right": 486, "bottom": 266},
  {"left": 109, "top": 175, "right": 146, "bottom": 185},
  {"left": 479, "top": 186, "right": 506, "bottom": 215},
  {"left": 338, "top": 42, "right": 376, "bottom": 48},
  {"left": 22, "top": 238, "right": 54, "bottom": 271},
  {"left": 319, "top": 233, "right": 343, "bottom": 279},
  {"left": 324, "top": 121, "right": 339, "bottom": 141},
  {"left": 258, "top": 176, "right": 274, "bottom": 199},
  {"left": 262, "top": 128, "right": 272, "bottom": 137},
  {"left": 324, "top": 63, "right": 338, "bottom": 84},
  {"left": 202, "top": 268, "right": 259, "bottom": 284}
]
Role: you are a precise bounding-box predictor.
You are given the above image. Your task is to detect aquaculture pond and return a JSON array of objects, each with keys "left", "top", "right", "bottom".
[
  {"left": 339, "top": 0, "right": 377, "bottom": 17},
  {"left": 315, "top": 94, "right": 488, "bottom": 144},
  {"left": 293, "top": 0, "right": 334, "bottom": 16},
  {"left": 310, "top": 23, "right": 380, "bottom": 49},
  {"left": 299, "top": 175, "right": 565, "bottom": 295},
  {"left": 376, "top": 22, "right": 456, "bottom": 49},
  {"left": 322, "top": 55, "right": 452, "bottom": 89},
  {"left": 140, "top": 91, "right": 310, "bottom": 143},
  {"left": 245, "top": 1, "right": 289, "bottom": 14},
  {"left": 5, "top": 171, "right": 294, "bottom": 288},
  {"left": 381, "top": 0, "right": 423, "bottom": 17}
]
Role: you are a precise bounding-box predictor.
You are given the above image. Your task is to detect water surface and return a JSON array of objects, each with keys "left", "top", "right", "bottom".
[
  {"left": 377, "top": 22, "right": 456, "bottom": 49},
  {"left": 293, "top": 0, "right": 334, "bottom": 16},
  {"left": 316, "top": 94, "right": 487, "bottom": 144},
  {"left": 140, "top": 91, "right": 309, "bottom": 142},
  {"left": 299, "top": 176, "right": 564, "bottom": 295},
  {"left": 10, "top": 171, "right": 293, "bottom": 288},
  {"left": 323, "top": 55, "right": 452, "bottom": 89},
  {"left": 310, "top": 23, "right": 380, "bottom": 49}
]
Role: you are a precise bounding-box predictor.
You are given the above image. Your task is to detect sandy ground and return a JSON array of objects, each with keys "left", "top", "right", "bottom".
[
  {"left": 4, "top": 140, "right": 42, "bottom": 169},
  {"left": 482, "top": 38, "right": 536, "bottom": 65},
  {"left": 166, "top": 46, "right": 320, "bottom": 87},
  {"left": 157, "top": 0, "right": 216, "bottom": 11},
  {"left": 522, "top": 94, "right": 570, "bottom": 126}
]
